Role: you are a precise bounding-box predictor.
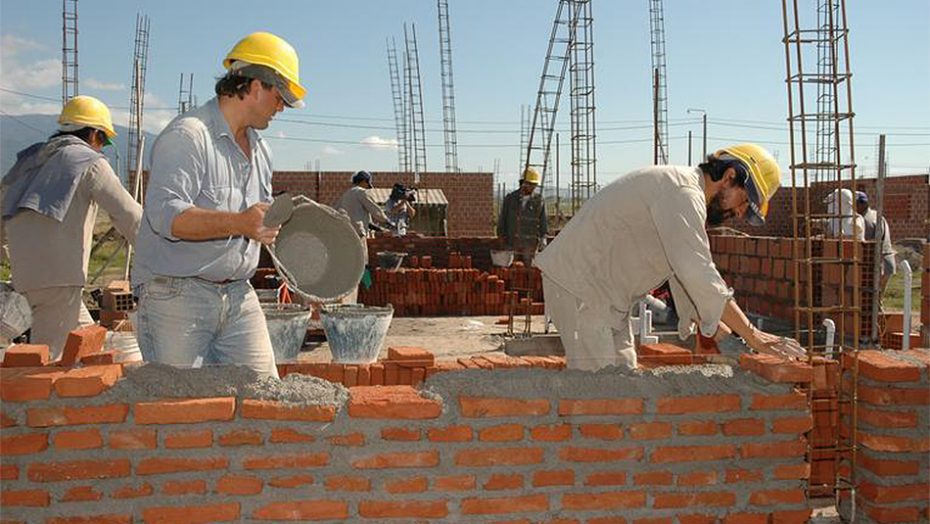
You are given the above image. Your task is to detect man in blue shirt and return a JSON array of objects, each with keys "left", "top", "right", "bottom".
[{"left": 132, "top": 32, "right": 306, "bottom": 377}]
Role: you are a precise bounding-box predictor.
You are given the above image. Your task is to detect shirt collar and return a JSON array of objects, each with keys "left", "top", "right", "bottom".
[{"left": 205, "top": 97, "right": 264, "bottom": 150}]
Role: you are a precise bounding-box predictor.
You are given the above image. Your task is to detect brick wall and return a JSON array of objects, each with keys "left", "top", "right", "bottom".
[
  {"left": 272, "top": 171, "right": 495, "bottom": 237},
  {"left": 729, "top": 175, "right": 930, "bottom": 240},
  {"left": 1, "top": 358, "right": 817, "bottom": 522}
]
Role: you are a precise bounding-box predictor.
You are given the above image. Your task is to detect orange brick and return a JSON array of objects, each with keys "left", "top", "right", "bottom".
[
  {"left": 61, "top": 485, "right": 103, "bottom": 502},
  {"left": 749, "top": 392, "right": 807, "bottom": 411},
  {"left": 484, "top": 473, "right": 523, "bottom": 490},
  {"left": 434, "top": 474, "right": 475, "bottom": 491},
  {"left": 653, "top": 492, "right": 736, "bottom": 508},
  {"left": 243, "top": 452, "right": 328, "bottom": 470},
  {"left": 585, "top": 471, "right": 627, "bottom": 486},
  {"left": 162, "top": 479, "right": 206, "bottom": 495},
  {"left": 60, "top": 325, "right": 107, "bottom": 366},
  {"left": 358, "top": 500, "right": 448, "bottom": 519},
  {"left": 268, "top": 474, "right": 314, "bottom": 488},
  {"left": 677, "top": 471, "right": 718, "bottom": 486},
  {"left": 579, "top": 423, "right": 623, "bottom": 440},
  {"left": 1, "top": 488, "right": 50, "bottom": 507},
  {"left": 1, "top": 410, "right": 17, "bottom": 427},
  {"left": 52, "top": 428, "right": 103, "bottom": 450},
  {"left": 1, "top": 463, "right": 19, "bottom": 480},
  {"left": 858, "top": 433, "right": 930, "bottom": 453},
  {"left": 562, "top": 491, "right": 646, "bottom": 510},
  {"left": 142, "top": 503, "right": 240, "bottom": 523},
  {"left": 214, "top": 474, "right": 262, "bottom": 495},
  {"left": 252, "top": 500, "right": 348, "bottom": 520},
  {"left": 2, "top": 344, "right": 49, "bottom": 367},
  {"left": 241, "top": 399, "right": 336, "bottom": 422},
  {"left": 852, "top": 350, "right": 924, "bottom": 382},
  {"left": 456, "top": 447, "right": 544, "bottom": 466},
  {"left": 560, "top": 446, "right": 643, "bottom": 462},
  {"left": 629, "top": 422, "right": 672, "bottom": 439},
  {"left": 349, "top": 385, "right": 442, "bottom": 419},
  {"left": 136, "top": 456, "right": 228, "bottom": 475},
  {"left": 109, "top": 428, "right": 157, "bottom": 450},
  {"left": 722, "top": 418, "right": 765, "bottom": 436},
  {"left": 634, "top": 471, "right": 673, "bottom": 486},
  {"left": 530, "top": 423, "right": 572, "bottom": 441},
  {"left": 479, "top": 423, "right": 524, "bottom": 442},
  {"left": 558, "top": 398, "right": 643, "bottom": 416},
  {"left": 740, "top": 440, "right": 806, "bottom": 458},
  {"left": 858, "top": 383, "right": 929, "bottom": 405},
  {"left": 678, "top": 420, "right": 718, "bottom": 436},
  {"left": 427, "top": 425, "right": 473, "bottom": 442},
  {"left": 385, "top": 476, "right": 428, "bottom": 493},
  {"left": 80, "top": 351, "right": 117, "bottom": 366},
  {"left": 774, "top": 463, "right": 810, "bottom": 480},
  {"left": 111, "top": 482, "right": 153, "bottom": 499},
  {"left": 857, "top": 404, "right": 918, "bottom": 429},
  {"left": 380, "top": 426, "right": 420, "bottom": 441},
  {"left": 460, "top": 494, "right": 549, "bottom": 515},
  {"left": 53, "top": 365, "right": 122, "bottom": 397},
  {"left": 26, "top": 403, "right": 128, "bottom": 427},
  {"left": 533, "top": 469, "right": 574, "bottom": 487},
  {"left": 858, "top": 453, "right": 920, "bottom": 476},
  {"left": 460, "top": 396, "right": 550, "bottom": 417},
  {"left": 651, "top": 445, "right": 736, "bottom": 463},
  {"left": 0, "top": 432, "right": 48, "bottom": 455},
  {"left": 27, "top": 459, "right": 130, "bottom": 482},
  {"left": 46, "top": 515, "right": 131, "bottom": 524},
  {"left": 164, "top": 429, "right": 213, "bottom": 449},
  {"left": 387, "top": 346, "right": 436, "bottom": 365},
  {"left": 218, "top": 428, "right": 263, "bottom": 447},
  {"left": 270, "top": 428, "right": 315, "bottom": 444},
  {"left": 749, "top": 489, "right": 806, "bottom": 505},
  {"left": 352, "top": 450, "right": 439, "bottom": 469},
  {"left": 135, "top": 397, "right": 235, "bottom": 424},
  {"left": 1, "top": 368, "right": 62, "bottom": 401},
  {"left": 656, "top": 395, "right": 741, "bottom": 414},
  {"left": 739, "top": 353, "right": 812, "bottom": 383},
  {"left": 772, "top": 415, "right": 814, "bottom": 433}
]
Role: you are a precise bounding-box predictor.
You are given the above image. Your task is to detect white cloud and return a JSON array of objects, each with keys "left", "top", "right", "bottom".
[
  {"left": 275, "top": 130, "right": 287, "bottom": 139},
  {"left": 322, "top": 145, "right": 343, "bottom": 156},
  {"left": 0, "top": 35, "right": 44, "bottom": 56},
  {"left": 360, "top": 135, "right": 398, "bottom": 150},
  {"left": 85, "top": 78, "right": 125, "bottom": 91},
  {"left": 0, "top": 35, "right": 60, "bottom": 93}
]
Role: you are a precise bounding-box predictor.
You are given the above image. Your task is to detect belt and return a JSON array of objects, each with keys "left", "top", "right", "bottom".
[{"left": 193, "top": 276, "right": 242, "bottom": 286}]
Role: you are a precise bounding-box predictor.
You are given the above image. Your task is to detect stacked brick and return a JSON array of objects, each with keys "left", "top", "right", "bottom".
[
  {"left": 2, "top": 325, "right": 113, "bottom": 369},
  {"left": 98, "top": 280, "right": 134, "bottom": 330},
  {"left": 1, "top": 358, "right": 815, "bottom": 522},
  {"left": 840, "top": 350, "right": 930, "bottom": 523}
]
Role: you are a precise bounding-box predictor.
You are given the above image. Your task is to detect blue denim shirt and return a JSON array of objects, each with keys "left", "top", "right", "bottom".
[{"left": 132, "top": 97, "right": 273, "bottom": 286}]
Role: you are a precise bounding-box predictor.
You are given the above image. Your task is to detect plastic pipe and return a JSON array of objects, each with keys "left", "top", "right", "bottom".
[
  {"left": 822, "top": 319, "right": 835, "bottom": 359},
  {"left": 901, "top": 260, "right": 913, "bottom": 350}
]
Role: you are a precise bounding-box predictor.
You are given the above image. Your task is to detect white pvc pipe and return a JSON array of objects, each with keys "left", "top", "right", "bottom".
[
  {"left": 822, "top": 319, "right": 835, "bottom": 358},
  {"left": 901, "top": 260, "right": 913, "bottom": 350}
]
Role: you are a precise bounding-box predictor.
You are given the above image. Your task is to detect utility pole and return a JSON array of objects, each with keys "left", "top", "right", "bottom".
[{"left": 687, "top": 108, "right": 707, "bottom": 159}]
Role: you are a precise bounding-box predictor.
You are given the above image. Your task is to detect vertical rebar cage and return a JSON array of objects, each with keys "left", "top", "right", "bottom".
[{"left": 781, "top": 0, "right": 859, "bottom": 512}]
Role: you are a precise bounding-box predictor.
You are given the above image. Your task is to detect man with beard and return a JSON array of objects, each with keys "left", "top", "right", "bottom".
[{"left": 535, "top": 144, "right": 785, "bottom": 370}]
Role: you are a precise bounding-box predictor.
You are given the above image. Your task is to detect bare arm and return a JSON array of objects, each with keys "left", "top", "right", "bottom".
[{"left": 719, "top": 299, "right": 803, "bottom": 358}]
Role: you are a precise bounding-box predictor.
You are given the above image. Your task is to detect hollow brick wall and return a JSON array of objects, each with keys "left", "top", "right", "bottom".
[{"left": 1, "top": 359, "right": 817, "bottom": 523}]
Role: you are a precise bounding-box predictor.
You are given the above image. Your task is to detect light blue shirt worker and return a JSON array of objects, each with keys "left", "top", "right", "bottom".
[{"left": 132, "top": 97, "right": 273, "bottom": 287}]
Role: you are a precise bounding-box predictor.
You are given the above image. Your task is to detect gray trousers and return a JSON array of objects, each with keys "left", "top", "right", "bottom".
[{"left": 24, "top": 286, "right": 94, "bottom": 361}]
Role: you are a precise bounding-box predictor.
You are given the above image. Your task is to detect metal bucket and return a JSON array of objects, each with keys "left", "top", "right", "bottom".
[
  {"left": 262, "top": 304, "right": 312, "bottom": 362},
  {"left": 490, "top": 249, "right": 514, "bottom": 267},
  {"left": 377, "top": 251, "right": 406, "bottom": 271},
  {"left": 320, "top": 304, "right": 393, "bottom": 364}
]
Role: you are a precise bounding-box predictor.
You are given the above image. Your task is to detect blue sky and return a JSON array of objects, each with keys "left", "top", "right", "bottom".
[{"left": 1, "top": 0, "right": 928, "bottom": 190}]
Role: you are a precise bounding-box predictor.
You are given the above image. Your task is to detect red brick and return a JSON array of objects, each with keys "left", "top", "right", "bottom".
[
  {"left": 268, "top": 474, "right": 314, "bottom": 488},
  {"left": 135, "top": 397, "right": 235, "bottom": 424},
  {"left": 61, "top": 485, "right": 103, "bottom": 502},
  {"left": 352, "top": 450, "right": 439, "bottom": 469},
  {"left": 385, "top": 476, "right": 428, "bottom": 493},
  {"left": 162, "top": 479, "right": 206, "bottom": 495},
  {"left": 28, "top": 458, "right": 130, "bottom": 482},
  {"left": 456, "top": 447, "right": 544, "bottom": 466},
  {"left": 861, "top": 503, "right": 922, "bottom": 523},
  {"left": 327, "top": 432, "right": 366, "bottom": 446},
  {"left": 252, "top": 500, "right": 348, "bottom": 520},
  {"left": 269, "top": 427, "right": 315, "bottom": 444},
  {"left": 52, "top": 428, "right": 103, "bottom": 450},
  {"left": 651, "top": 445, "right": 736, "bottom": 463},
  {"left": 461, "top": 494, "right": 549, "bottom": 515},
  {"left": 634, "top": 471, "right": 673, "bottom": 486},
  {"left": 677, "top": 471, "right": 718, "bottom": 486},
  {"left": 530, "top": 423, "right": 572, "bottom": 441},
  {"left": 427, "top": 425, "right": 473, "bottom": 442},
  {"left": 740, "top": 353, "right": 812, "bottom": 383},
  {"left": 579, "top": 423, "right": 623, "bottom": 440},
  {"left": 164, "top": 429, "right": 213, "bottom": 449},
  {"left": 381, "top": 426, "right": 421, "bottom": 441},
  {"left": 774, "top": 463, "right": 811, "bottom": 480},
  {"left": 629, "top": 422, "right": 672, "bottom": 439},
  {"left": 241, "top": 399, "right": 336, "bottom": 422},
  {"left": 858, "top": 433, "right": 929, "bottom": 453},
  {"left": 460, "top": 396, "right": 550, "bottom": 417},
  {"left": 852, "top": 350, "right": 924, "bottom": 382},
  {"left": 80, "top": 351, "right": 117, "bottom": 366},
  {"left": 111, "top": 482, "right": 153, "bottom": 499},
  {"left": 749, "top": 392, "right": 807, "bottom": 411},
  {"left": 1, "top": 488, "right": 50, "bottom": 507},
  {"left": 46, "top": 515, "right": 132, "bottom": 524},
  {"left": 434, "top": 474, "right": 476, "bottom": 491},
  {"left": 677, "top": 515, "right": 718, "bottom": 524},
  {"left": 860, "top": 481, "right": 929, "bottom": 503},
  {"left": 216, "top": 428, "right": 263, "bottom": 447},
  {"left": 1, "top": 368, "right": 62, "bottom": 401},
  {"left": 653, "top": 491, "right": 736, "bottom": 508},
  {"left": 560, "top": 446, "right": 643, "bottom": 462},
  {"left": 1, "top": 410, "right": 17, "bottom": 427},
  {"left": 722, "top": 513, "right": 768, "bottom": 524},
  {"left": 770, "top": 510, "right": 813, "bottom": 524},
  {"left": 772, "top": 415, "right": 814, "bottom": 433},
  {"left": 358, "top": 500, "right": 448, "bottom": 518},
  {"left": 749, "top": 488, "right": 805, "bottom": 505},
  {"left": 562, "top": 491, "right": 646, "bottom": 510},
  {"left": 657, "top": 395, "right": 741, "bottom": 414},
  {"left": 26, "top": 403, "right": 128, "bottom": 427},
  {"left": 0, "top": 432, "right": 48, "bottom": 455},
  {"left": 558, "top": 398, "right": 643, "bottom": 416},
  {"left": 60, "top": 325, "right": 107, "bottom": 366},
  {"left": 479, "top": 423, "right": 525, "bottom": 442},
  {"left": 349, "top": 385, "right": 442, "bottom": 419},
  {"left": 142, "top": 503, "right": 240, "bottom": 523},
  {"left": 533, "top": 469, "right": 574, "bottom": 487},
  {"left": 216, "top": 474, "right": 263, "bottom": 495},
  {"left": 858, "top": 453, "right": 920, "bottom": 476},
  {"left": 585, "top": 471, "right": 628, "bottom": 486},
  {"left": 722, "top": 418, "right": 765, "bottom": 436},
  {"left": 2, "top": 344, "right": 49, "bottom": 367},
  {"left": 740, "top": 440, "right": 806, "bottom": 458},
  {"left": 677, "top": 420, "right": 717, "bottom": 436},
  {"left": 484, "top": 473, "right": 523, "bottom": 490},
  {"left": 1, "top": 463, "right": 19, "bottom": 479},
  {"left": 109, "top": 428, "right": 157, "bottom": 449},
  {"left": 858, "top": 383, "right": 929, "bottom": 405},
  {"left": 858, "top": 404, "right": 919, "bottom": 428},
  {"left": 53, "top": 365, "right": 122, "bottom": 397},
  {"left": 137, "top": 456, "right": 228, "bottom": 476},
  {"left": 243, "top": 452, "right": 328, "bottom": 470},
  {"left": 387, "top": 346, "right": 436, "bottom": 365}
]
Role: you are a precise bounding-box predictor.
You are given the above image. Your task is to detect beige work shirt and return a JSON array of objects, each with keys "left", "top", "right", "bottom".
[
  {"left": 534, "top": 165, "right": 731, "bottom": 338},
  {"left": 335, "top": 186, "right": 389, "bottom": 237},
  {"left": 4, "top": 158, "right": 142, "bottom": 292}
]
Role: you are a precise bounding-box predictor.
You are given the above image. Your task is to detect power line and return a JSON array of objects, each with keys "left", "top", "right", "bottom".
[{"left": 0, "top": 109, "right": 49, "bottom": 137}]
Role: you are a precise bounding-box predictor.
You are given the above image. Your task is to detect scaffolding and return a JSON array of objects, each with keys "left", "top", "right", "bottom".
[
  {"left": 404, "top": 23, "right": 428, "bottom": 179},
  {"left": 649, "top": 0, "right": 669, "bottom": 165},
  {"left": 126, "top": 13, "right": 151, "bottom": 189},
  {"left": 782, "top": 0, "right": 859, "bottom": 511},
  {"left": 387, "top": 37, "right": 410, "bottom": 173},
  {"left": 437, "top": 0, "right": 460, "bottom": 172},
  {"left": 568, "top": 0, "right": 596, "bottom": 212},
  {"left": 61, "top": 0, "right": 79, "bottom": 105},
  {"left": 177, "top": 73, "right": 194, "bottom": 115}
]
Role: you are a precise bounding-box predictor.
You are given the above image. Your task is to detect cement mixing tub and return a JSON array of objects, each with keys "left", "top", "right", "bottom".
[
  {"left": 490, "top": 249, "right": 514, "bottom": 267},
  {"left": 320, "top": 304, "right": 394, "bottom": 364},
  {"left": 262, "top": 303, "right": 312, "bottom": 362}
]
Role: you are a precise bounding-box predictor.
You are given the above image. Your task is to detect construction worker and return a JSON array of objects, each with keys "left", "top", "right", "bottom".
[
  {"left": 335, "top": 170, "right": 394, "bottom": 237},
  {"left": 1, "top": 96, "right": 142, "bottom": 359},
  {"left": 823, "top": 188, "right": 865, "bottom": 240},
  {"left": 132, "top": 32, "right": 307, "bottom": 378},
  {"left": 855, "top": 191, "right": 896, "bottom": 305},
  {"left": 497, "top": 167, "right": 548, "bottom": 265},
  {"left": 535, "top": 144, "right": 791, "bottom": 371}
]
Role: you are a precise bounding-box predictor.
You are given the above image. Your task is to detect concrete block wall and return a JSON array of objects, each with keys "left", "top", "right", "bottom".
[
  {"left": 1, "top": 359, "right": 817, "bottom": 523},
  {"left": 272, "top": 171, "right": 495, "bottom": 237},
  {"left": 840, "top": 350, "right": 930, "bottom": 523}
]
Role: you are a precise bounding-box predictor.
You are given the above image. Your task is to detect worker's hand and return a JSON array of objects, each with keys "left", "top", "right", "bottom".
[
  {"left": 712, "top": 322, "right": 733, "bottom": 342},
  {"left": 239, "top": 202, "right": 281, "bottom": 245},
  {"left": 745, "top": 326, "right": 807, "bottom": 360}
]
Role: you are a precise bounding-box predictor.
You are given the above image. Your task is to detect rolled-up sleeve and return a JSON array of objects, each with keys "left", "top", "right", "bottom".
[
  {"left": 143, "top": 127, "right": 203, "bottom": 240},
  {"left": 85, "top": 159, "right": 142, "bottom": 246},
  {"left": 650, "top": 187, "right": 731, "bottom": 337}
]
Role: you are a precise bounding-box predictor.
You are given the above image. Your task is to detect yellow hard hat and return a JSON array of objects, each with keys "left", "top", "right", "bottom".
[
  {"left": 716, "top": 143, "right": 780, "bottom": 226},
  {"left": 58, "top": 95, "right": 116, "bottom": 139},
  {"left": 223, "top": 32, "right": 306, "bottom": 108},
  {"left": 522, "top": 167, "right": 541, "bottom": 185}
]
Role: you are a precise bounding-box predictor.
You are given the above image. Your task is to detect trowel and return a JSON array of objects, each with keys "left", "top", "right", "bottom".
[{"left": 263, "top": 192, "right": 295, "bottom": 228}]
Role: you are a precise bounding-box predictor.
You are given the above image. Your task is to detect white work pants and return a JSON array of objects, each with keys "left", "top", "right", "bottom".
[{"left": 24, "top": 286, "right": 94, "bottom": 361}]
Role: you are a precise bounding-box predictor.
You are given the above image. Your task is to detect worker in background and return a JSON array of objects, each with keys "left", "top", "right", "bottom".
[
  {"left": 823, "top": 188, "right": 864, "bottom": 240},
  {"left": 1, "top": 96, "right": 142, "bottom": 359},
  {"left": 132, "top": 32, "right": 307, "bottom": 378},
  {"left": 335, "top": 170, "right": 394, "bottom": 237},
  {"left": 384, "top": 183, "right": 417, "bottom": 236},
  {"left": 535, "top": 144, "right": 796, "bottom": 371},
  {"left": 497, "top": 167, "right": 548, "bottom": 266},
  {"left": 856, "top": 191, "right": 896, "bottom": 306}
]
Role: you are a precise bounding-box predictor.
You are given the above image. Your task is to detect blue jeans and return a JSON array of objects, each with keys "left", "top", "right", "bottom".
[{"left": 136, "top": 277, "right": 278, "bottom": 378}]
